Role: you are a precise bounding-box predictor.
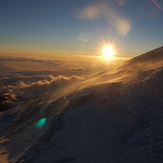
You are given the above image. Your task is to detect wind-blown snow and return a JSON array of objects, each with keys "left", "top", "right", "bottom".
[{"left": 0, "top": 47, "right": 163, "bottom": 163}]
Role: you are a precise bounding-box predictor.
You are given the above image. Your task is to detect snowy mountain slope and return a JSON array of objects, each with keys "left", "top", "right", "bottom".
[
  {"left": 119, "top": 46, "right": 163, "bottom": 71},
  {"left": 0, "top": 47, "right": 163, "bottom": 163},
  {"left": 18, "top": 66, "right": 162, "bottom": 163},
  {"left": 15, "top": 48, "right": 163, "bottom": 163}
]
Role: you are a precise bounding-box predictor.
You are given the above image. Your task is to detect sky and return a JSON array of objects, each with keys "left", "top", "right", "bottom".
[{"left": 0, "top": 0, "right": 163, "bottom": 57}]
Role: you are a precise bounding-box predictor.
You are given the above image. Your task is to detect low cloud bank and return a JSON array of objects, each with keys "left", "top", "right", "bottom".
[
  {"left": 0, "top": 73, "right": 84, "bottom": 111},
  {"left": 0, "top": 56, "right": 62, "bottom": 66}
]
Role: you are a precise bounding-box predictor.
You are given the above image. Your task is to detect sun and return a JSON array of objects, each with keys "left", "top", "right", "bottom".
[{"left": 102, "top": 46, "right": 116, "bottom": 59}]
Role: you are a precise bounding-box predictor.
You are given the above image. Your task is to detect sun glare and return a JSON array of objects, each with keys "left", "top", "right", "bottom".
[{"left": 102, "top": 46, "right": 116, "bottom": 59}]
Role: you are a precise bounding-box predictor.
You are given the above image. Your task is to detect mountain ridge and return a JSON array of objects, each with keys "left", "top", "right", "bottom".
[
  {"left": 119, "top": 46, "right": 163, "bottom": 71},
  {"left": 16, "top": 47, "right": 163, "bottom": 163}
]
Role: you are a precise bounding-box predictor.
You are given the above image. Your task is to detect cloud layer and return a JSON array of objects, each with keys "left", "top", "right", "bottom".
[{"left": 0, "top": 73, "right": 84, "bottom": 112}]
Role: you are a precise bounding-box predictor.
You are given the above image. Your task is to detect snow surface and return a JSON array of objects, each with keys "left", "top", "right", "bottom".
[{"left": 0, "top": 47, "right": 163, "bottom": 163}]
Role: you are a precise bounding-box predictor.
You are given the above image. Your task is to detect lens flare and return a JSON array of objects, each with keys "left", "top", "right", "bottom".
[
  {"left": 117, "top": 0, "right": 126, "bottom": 6},
  {"left": 35, "top": 118, "right": 46, "bottom": 128},
  {"left": 151, "top": 0, "right": 163, "bottom": 11}
]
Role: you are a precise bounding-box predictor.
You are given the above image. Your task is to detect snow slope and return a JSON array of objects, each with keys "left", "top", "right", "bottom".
[{"left": 0, "top": 47, "right": 163, "bottom": 163}]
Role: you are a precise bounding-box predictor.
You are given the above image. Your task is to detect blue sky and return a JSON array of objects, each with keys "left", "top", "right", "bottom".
[{"left": 0, "top": 0, "right": 163, "bottom": 57}]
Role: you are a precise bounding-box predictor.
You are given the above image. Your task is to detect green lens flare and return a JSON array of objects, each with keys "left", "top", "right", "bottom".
[{"left": 35, "top": 118, "right": 46, "bottom": 128}]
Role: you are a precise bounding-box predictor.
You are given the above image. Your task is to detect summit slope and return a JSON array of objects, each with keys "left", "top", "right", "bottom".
[{"left": 17, "top": 47, "right": 163, "bottom": 163}]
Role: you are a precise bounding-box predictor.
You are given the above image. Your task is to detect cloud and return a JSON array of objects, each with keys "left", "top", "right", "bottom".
[
  {"left": 76, "top": 2, "right": 131, "bottom": 35},
  {"left": 71, "top": 67, "right": 86, "bottom": 71},
  {"left": 0, "top": 74, "right": 85, "bottom": 109},
  {"left": 0, "top": 56, "right": 62, "bottom": 65},
  {"left": 1, "top": 75, "right": 84, "bottom": 91}
]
